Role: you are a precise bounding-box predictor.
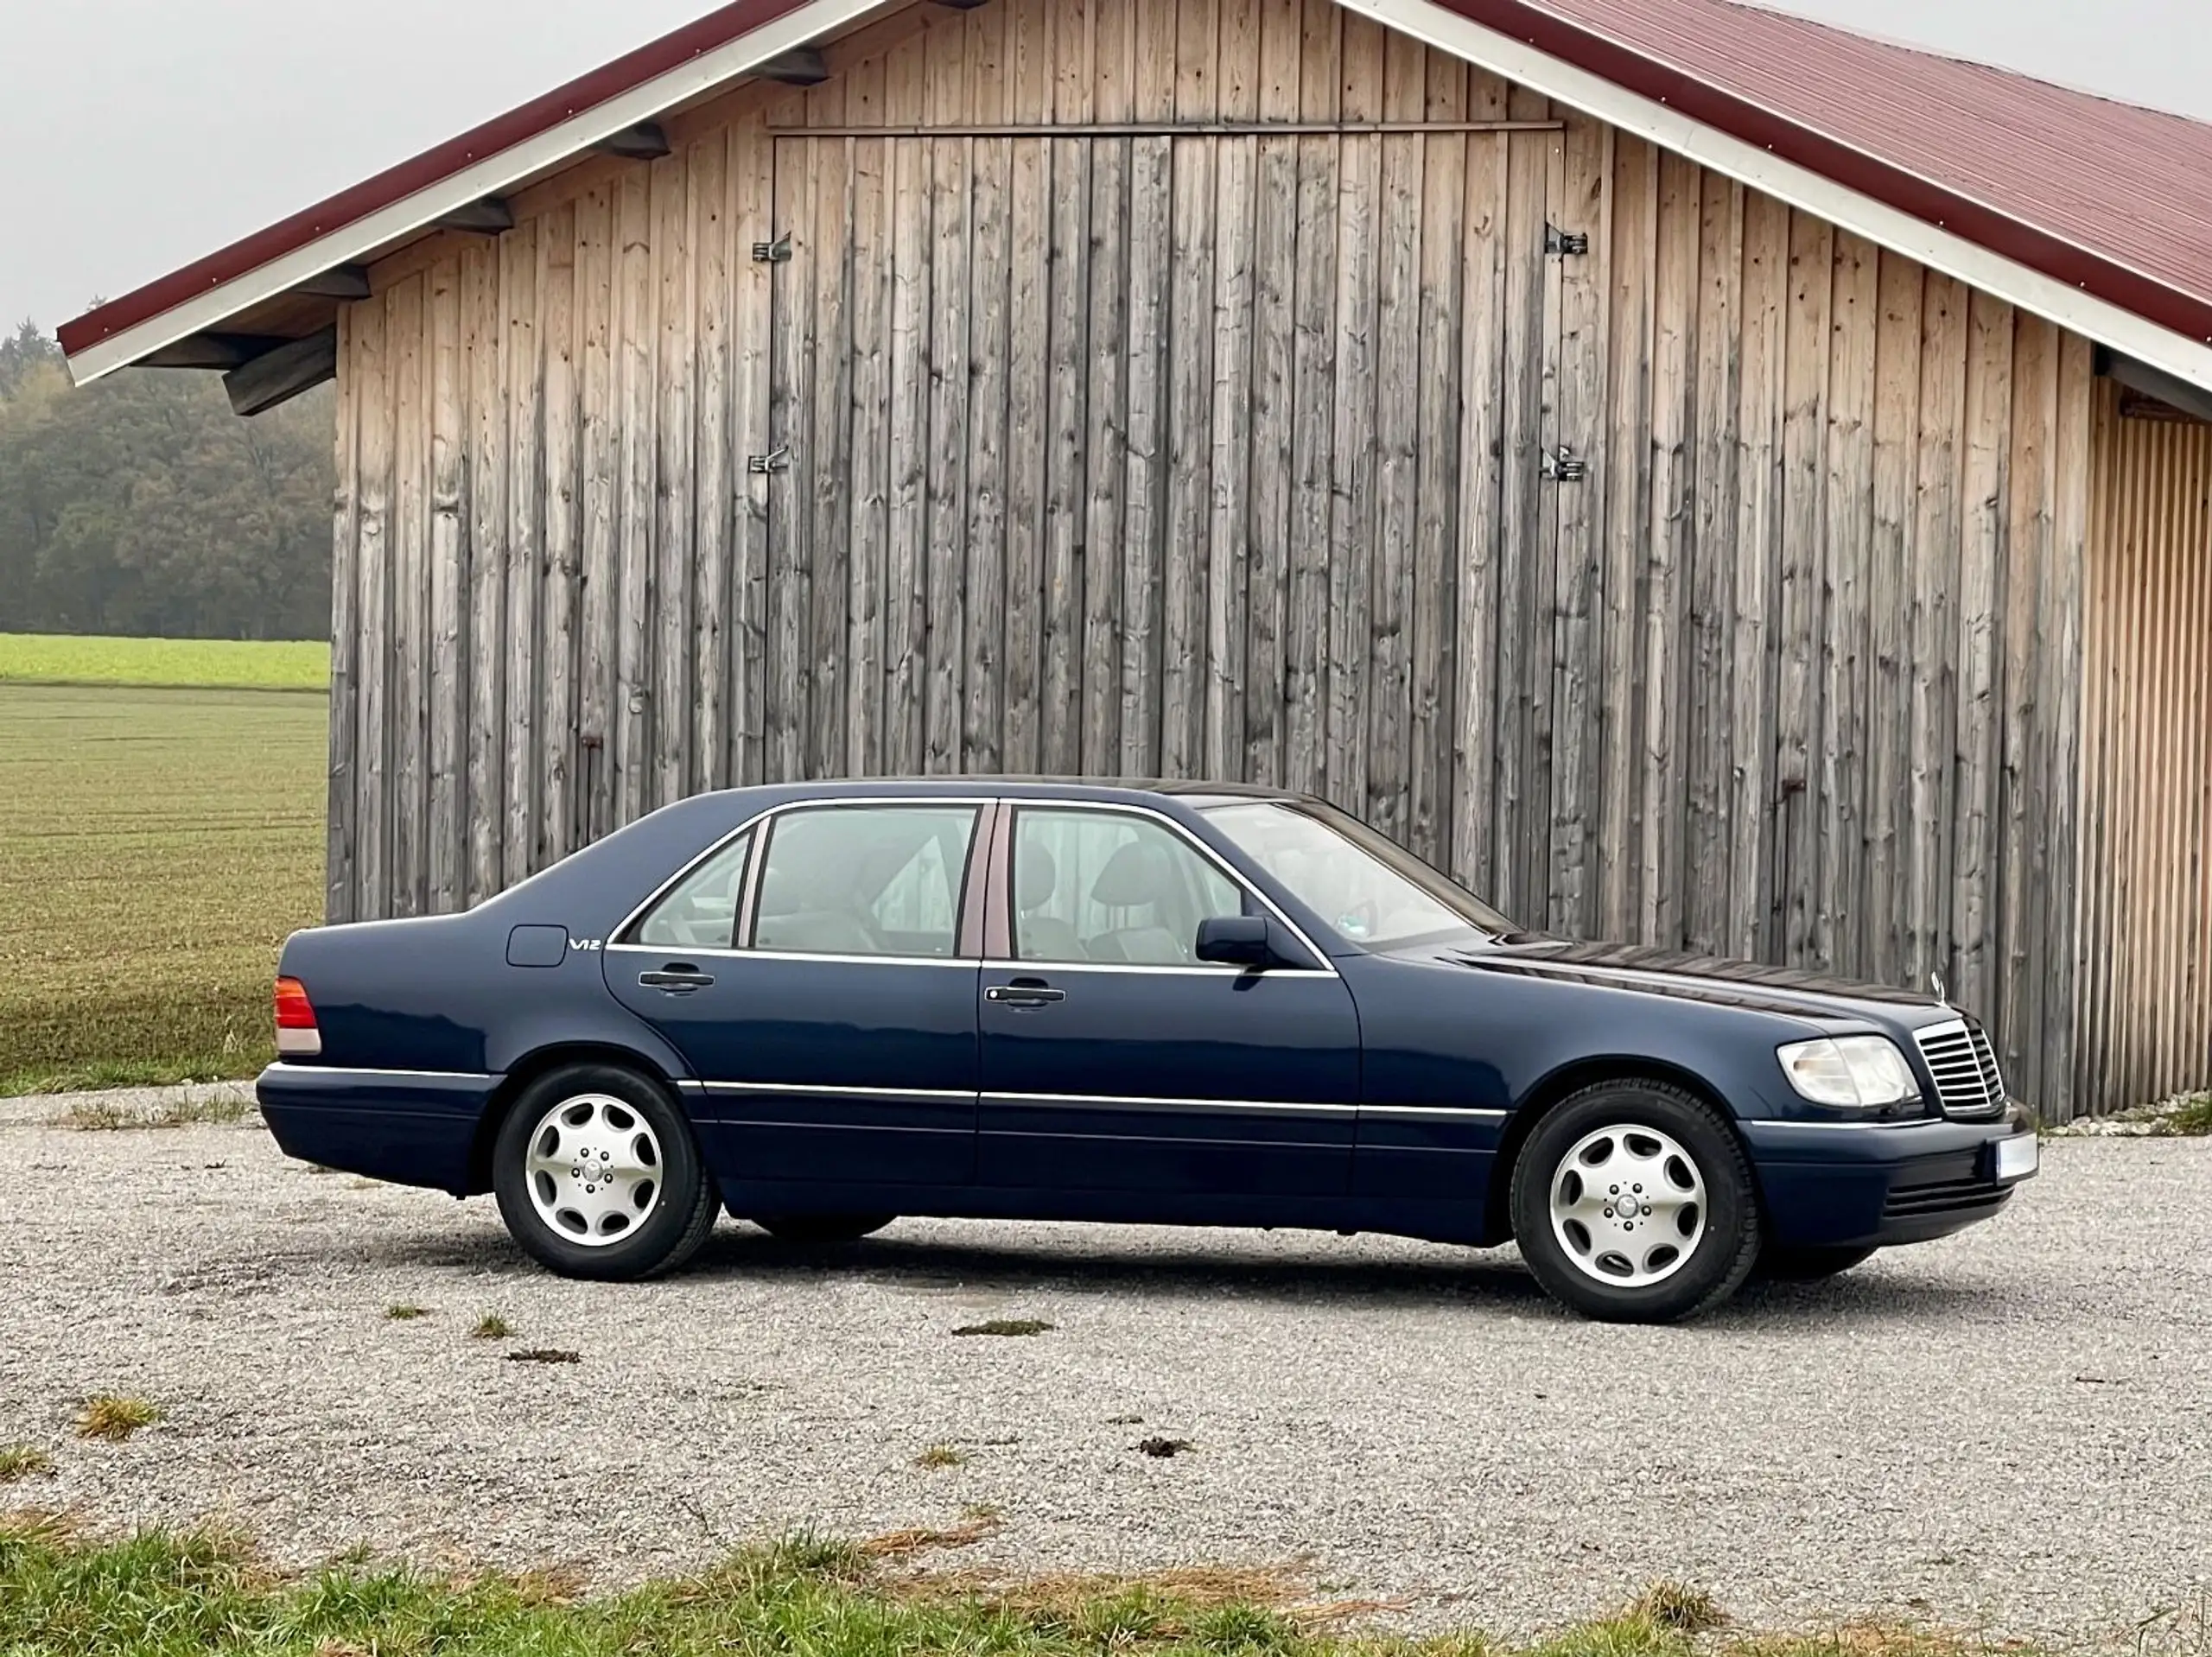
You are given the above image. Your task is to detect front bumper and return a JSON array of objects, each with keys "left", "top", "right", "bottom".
[
  {"left": 255, "top": 1063, "right": 498, "bottom": 1195},
  {"left": 1739, "top": 1107, "right": 2036, "bottom": 1248}
]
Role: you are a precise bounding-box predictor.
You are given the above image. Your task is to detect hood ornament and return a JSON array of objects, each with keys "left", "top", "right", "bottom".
[{"left": 1929, "top": 970, "right": 1948, "bottom": 1006}]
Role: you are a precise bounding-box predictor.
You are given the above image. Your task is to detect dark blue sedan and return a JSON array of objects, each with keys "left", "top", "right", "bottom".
[{"left": 257, "top": 779, "right": 2037, "bottom": 1322}]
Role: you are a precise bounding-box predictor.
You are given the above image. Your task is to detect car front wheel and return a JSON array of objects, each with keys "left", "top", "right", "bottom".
[
  {"left": 1509, "top": 1078, "right": 1763, "bottom": 1324},
  {"left": 492, "top": 1063, "right": 718, "bottom": 1280}
]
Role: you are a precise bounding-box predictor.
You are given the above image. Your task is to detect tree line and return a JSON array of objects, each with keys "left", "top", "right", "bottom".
[{"left": 0, "top": 319, "right": 333, "bottom": 640}]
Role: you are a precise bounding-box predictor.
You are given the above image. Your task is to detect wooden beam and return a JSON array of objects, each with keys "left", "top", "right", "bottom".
[
  {"left": 596, "top": 122, "right": 671, "bottom": 160},
  {"left": 139, "top": 333, "right": 290, "bottom": 370},
  {"left": 435, "top": 197, "right": 515, "bottom": 234},
  {"left": 756, "top": 46, "right": 830, "bottom": 83},
  {"left": 224, "top": 327, "right": 338, "bottom": 416},
  {"left": 2097, "top": 345, "right": 2212, "bottom": 425},
  {"left": 290, "top": 264, "right": 372, "bottom": 301}
]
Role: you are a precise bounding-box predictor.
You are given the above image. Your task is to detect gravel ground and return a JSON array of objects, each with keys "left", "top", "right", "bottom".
[{"left": 4, "top": 1091, "right": 2210, "bottom": 1649}]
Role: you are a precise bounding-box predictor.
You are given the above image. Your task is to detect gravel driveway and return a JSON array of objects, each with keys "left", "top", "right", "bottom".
[{"left": 5, "top": 1090, "right": 2209, "bottom": 1649}]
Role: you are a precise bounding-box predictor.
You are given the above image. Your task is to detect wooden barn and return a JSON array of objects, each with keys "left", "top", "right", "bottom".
[{"left": 59, "top": 0, "right": 2212, "bottom": 1119}]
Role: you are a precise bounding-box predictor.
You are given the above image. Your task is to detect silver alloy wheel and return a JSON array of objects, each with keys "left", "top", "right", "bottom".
[
  {"left": 524, "top": 1094, "right": 664, "bottom": 1247},
  {"left": 1548, "top": 1122, "right": 1707, "bottom": 1288}
]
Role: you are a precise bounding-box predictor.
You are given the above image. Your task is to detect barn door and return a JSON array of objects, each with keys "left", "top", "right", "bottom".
[{"left": 759, "top": 123, "right": 1565, "bottom": 905}]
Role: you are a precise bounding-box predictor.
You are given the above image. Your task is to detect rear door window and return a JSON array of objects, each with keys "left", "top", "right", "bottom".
[{"left": 749, "top": 806, "right": 980, "bottom": 959}]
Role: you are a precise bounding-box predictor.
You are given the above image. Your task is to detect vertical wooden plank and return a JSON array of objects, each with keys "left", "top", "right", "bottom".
[
  {"left": 1547, "top": 112, "right": 1610, "bottom": 937},
  {"left": 965, "top": 5, "right": 1012, "bottom": 774},
  {"left": 1727, "top": 189, "right": 1786, "bottom": 963},
  {"left": 766, "top": 137, "right": 812, "bottom": 781},
  {"left": 353, "top": 295, "right": 391, "bottom": 922},
  {"left": 1681, "top": 171, "right": 1742, "bottom": 954},
  {"left": 1082, "top": 0, "right": 1133, "bottom": 774},
  {"left": 1449, "top": 76, "right": 1510, "bottom": 894},
  {"left": 847, "top": 67, "right": 893, "bottom": 777},
  {"left": 1244, "top": 0, "right": 1300, "bottom": 787},
  {"left": 1120, "top": 130, "right": 1171, "bottom": 776},
  {"left": 1638, "top": 149, "right": 1698, "bottom": 944},
  {"left": 925, "top": 29, "right": 972, "bottom": 776},
  {"left": 692, "top": 131, "right": 734, "bottom": 797},
  {"left": 1205, "top": 0, "right": 1260, "bottom": 779},
  {"left": 1524, "top": 119, "right": 1567, "bottom": 920},
  {"left": 1364, "top": 27, "right": 1424, "bottom": 845},
  {"left": 1821, "top": 231, "right": 1878, "bottom": 976},
  {"left": 1165, "top": 0, "right": 1222, "bottom": 778},
  {"left": 537, "top": 210, "right": 580, "bottom": 867},
  {"left": 326, "top": 308, "right": 361, "bottom": 924},
  {"left": 1597, "top": 136, "right": 1654, "bottom": 943},
  {"left": 1999, "top": 313, "right": 2056, "bottom": 1102},
  {"left": 806, "top": 89, "right": 852, "bottom": 780},
  {"left": 1408, "top": 51, "right": 1467, "bottom": 872},
  {"left": 886, "top": 54, "right": 932, "bottom": 776},
  {"left": 652, "top": 149, "right": 695, "bottom": 805},
  {"left": 1910, "top": 271, "right": 1968, "bottom": 989},
  {"left": 613, "top": 168, "right": 657, "bottom": 814},
  {"left": 1775, "top": 211, "right": 1832, "bottom": 966},
  {"left": 461, "top": 241, "right": 506, "bottom": 898},
  {"left": 1001, "top": 2, "right": 1053, "bottom": 776},
  {"left": 427, "top": 257, "right": 467, "bottom": 911},
  {"left": 501, "top": 221, "right": 543, "bottom": 881},
  {"left": 1952, "top": 288, "right": 2012, "bottom": 1020},
  {"left": 1283, "top": 0, "right": 1339, "bottom": 797},
  {"left": 575, "top": 187, "right": 617, "bottom": 845},
  {"left": 1865, "top": 252, "right": 1923, "bottom": 983},
  {"left": 388, "top": 273, "right": 427, "bottom": 917},
  {"left": 1325, "top": 15, "right": 1383, "bottom": 814},
  {"left": 1491, "top": 95, "right": 1556, "bottom": 921},
  {"left": 732, "top": 122, "right": 775, "bottom": 787}
]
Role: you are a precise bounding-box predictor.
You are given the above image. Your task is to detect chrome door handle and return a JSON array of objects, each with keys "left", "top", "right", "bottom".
[
  {"left": 986, "top": 983, "right": 1065, "bottom": 1006},
  {"left": 640, "top": 968, "right": 715, "bottom": 991}
]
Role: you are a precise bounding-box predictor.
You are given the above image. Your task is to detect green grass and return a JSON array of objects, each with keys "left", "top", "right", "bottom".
[
  {"left": 0, "top": 682, "right": 326, "bottom": 1094},
  {"left": 0, "top": 1445, "right": 54, "bottom": 1482},
  {"left": 0, "top": 633, "right": 328, "bottom": 693},
  {"left": 73, "top": 1396, "right": 162, "bottom": 1443},
  {"left": 2159, "top": 1093, "right": 2212, "bottom": 1135},
  {"left": 0, "top": 1521, "right": 2066, "bottom": 1657}
]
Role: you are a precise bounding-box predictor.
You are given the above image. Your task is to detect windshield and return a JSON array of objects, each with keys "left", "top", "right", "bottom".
[{"left": 1198, "top": 800, "right": 1519, "bottom": 950}]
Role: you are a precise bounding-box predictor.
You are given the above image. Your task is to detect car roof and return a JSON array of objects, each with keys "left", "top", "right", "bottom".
[{"left": 721, "top": 776, "right": 1310, "bottom": 803}]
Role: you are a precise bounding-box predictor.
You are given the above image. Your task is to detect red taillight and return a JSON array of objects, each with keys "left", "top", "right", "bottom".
[{"left": 274, "top": 976, "right": 316, "bottom": 1029}]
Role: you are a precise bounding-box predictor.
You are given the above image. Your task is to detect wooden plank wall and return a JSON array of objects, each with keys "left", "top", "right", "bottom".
[
  {"left": 328, "top": 0, "right": 2119, "bottom": 1114},
  {"left": 2076, "top": 384, "right": 2212, "bottom": 1112}
]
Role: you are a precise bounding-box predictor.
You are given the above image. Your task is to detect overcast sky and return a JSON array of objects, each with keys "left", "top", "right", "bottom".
[{"left": 7, "top": 0, "right": 2209, "bottom": 333}]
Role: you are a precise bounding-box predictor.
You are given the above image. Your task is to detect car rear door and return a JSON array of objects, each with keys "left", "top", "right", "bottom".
[
  {"left": 975, "top": 801, "right": 1360, "bottom": 1198},
  {"left": 605, "top": 799, "right": 988, "bottom": 1188}
]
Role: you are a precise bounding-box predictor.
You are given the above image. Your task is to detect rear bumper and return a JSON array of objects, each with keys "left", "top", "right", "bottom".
[
  {"left": 1741, "top": 1109, "right": 2036, "bottom": 1247},
  {"left": 254, "top": 1063, "right": 499, "bottom": 1195}
]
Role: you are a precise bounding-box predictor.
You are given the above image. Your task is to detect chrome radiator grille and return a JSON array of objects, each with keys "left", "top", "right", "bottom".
[{"left": 1912, "top": 1019, "right": 2006, "bottom": 1119}]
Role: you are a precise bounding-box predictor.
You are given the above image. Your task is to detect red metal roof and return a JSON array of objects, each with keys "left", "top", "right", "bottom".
[{"left": 58, "top": 0, "right": 2212, "bottom": 369}]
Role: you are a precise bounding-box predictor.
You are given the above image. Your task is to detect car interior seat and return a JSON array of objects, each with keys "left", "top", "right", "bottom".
[
  {"left": 1014, "top": 845, "right": 1084, "bottom": 962},
  {"left": 1083, "top": 840, "right": 1191, "bottom": 965}
]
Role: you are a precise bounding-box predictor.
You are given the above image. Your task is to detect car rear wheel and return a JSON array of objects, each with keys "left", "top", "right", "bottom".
[
  {"left": 492, "top": 1063, "right": 718, "bottom": 1280},
  {"left": 1756, "top": 1243, "right": 1878, "bottom": 1281},
  {"left": 1509, "top": 1078, "right": 1762, "bottom": 1324},
  {"left": 748, "top": 1214, "right": 898, "bottom": 1244}
]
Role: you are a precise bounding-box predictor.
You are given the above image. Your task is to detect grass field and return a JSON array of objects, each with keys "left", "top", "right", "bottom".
[
  {"left": 0, "top": 632, "right": 329, "bottom": 692},
  {"left": 0, "top": 681, "right": 326, "bottom": 1094}
]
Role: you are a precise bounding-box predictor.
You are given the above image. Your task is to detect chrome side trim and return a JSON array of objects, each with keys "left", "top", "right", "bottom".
[
  {"left": 1357, "top": 1104, "right": 1509, "bottom": 1121},
  {"left": 1739, "top": 1116, "right": 1951, "bottom": 1131},
  {"left": 693, "top": 1078, "right": 976, "bottom": 1101},
  {"left": 605, "top": 942, "right": 982, "bottom": 968},
  {"left": 983, "top": 959, "right": 1332, "bottom": 979},
  {"left": 982, "top": 1089, "right": 1357, "bottom": 1115},
  {"left": 263, "top": 1063, "right": 499, "bottom": 1082}
]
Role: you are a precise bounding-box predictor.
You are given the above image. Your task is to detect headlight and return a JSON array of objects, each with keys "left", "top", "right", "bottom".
[{"left": 1776, "top": 1036, "right": 1920, "bottom": 1109}]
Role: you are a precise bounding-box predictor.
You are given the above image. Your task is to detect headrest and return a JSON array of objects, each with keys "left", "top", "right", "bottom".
[
  {"left": 1091, "top": 840, "right": 1173, "bottom": 908},
  {"left": 1017, "top": 845, "right": 1057, "bottom": 911}
]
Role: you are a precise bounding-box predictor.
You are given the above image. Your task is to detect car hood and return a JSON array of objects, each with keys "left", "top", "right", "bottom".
[{"left": 1395, "top": 936, "right": 1961, "bottom": 1029}]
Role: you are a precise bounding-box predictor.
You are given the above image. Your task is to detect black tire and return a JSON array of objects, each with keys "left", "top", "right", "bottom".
[
  {"left": 1755, "top": 1243, "right": 1878, "bottom": 1282},
  {"left": 1508, "top": 1078, "right": 1763, "bottom": 1324},
  {"left": 492, "top": 1063, "right": 718, "bottom": 1281},
  {"left": 748, "top": 1214, "right": 897, "bottom": 1244}
]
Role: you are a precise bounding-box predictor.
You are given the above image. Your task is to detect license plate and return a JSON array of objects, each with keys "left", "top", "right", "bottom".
[{"left": 1993, "top": 1134, "right": 2038, "bottom": 1181}]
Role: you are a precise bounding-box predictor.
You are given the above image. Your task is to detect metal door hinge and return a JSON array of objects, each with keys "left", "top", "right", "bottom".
[
  {"left": 747, "top": 446, "right": 792, "bottom": 475},
  {"left": 751, "top": 232, "right": 792, "bottom": 263},
  {"left": 1541, "top": 445, "right": 1588, "bottom": 482},
  {"left": 1546, "top": 224, "right": 1589, "bottom": 257}
]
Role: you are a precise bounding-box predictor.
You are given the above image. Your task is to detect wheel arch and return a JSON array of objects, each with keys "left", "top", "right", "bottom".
[
  {"left": 465, "top": 1042, "right": 688, "bottom": 1196},
  {"left": 1478, "top": 1056, "right": 1754, "bottom": 1246}
]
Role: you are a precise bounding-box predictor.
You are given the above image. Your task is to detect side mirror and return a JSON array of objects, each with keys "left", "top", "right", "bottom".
[{"left": 1195, "top": 914, "right": 1273, "bottom": 968}]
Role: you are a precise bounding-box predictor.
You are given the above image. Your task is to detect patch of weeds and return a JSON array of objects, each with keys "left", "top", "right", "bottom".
[
  {"left": 505, "top": 1349, "right": 582, "bottom": 1365},
  {"left": 56, "top": 1095, "right": 251, "bottom": 1132},
  {"left": 951, "top": 1318, "right": 1054, "bottom": 1337},
  {"left": 1137, "top": 1437, "right": 1193, "bottom": 1458},
  {"left": 913, "top": 1444, "right": 966, "bottom": 1470},
  {"left": 383, "top": 1305, "right": 429, "bottom": 1322},
  {"left": 0, "top": 1444, "right": 55, "bottom": 1482},
  {"left": 1629, "top": 1583, "right": 1724, "bottom": 1635},
  {"left": 74, "top": 1394, "right": 162, "bottom": 1442},
  {"left": 471, "top": 1315, "right": 514, "bottom": 1341},
  {"left": 861, "top": 1511, "right": 1003, "bottom": 1558},
  {"left": 2158, "top": 1093, "right": 2212, "bottom": 1135}
]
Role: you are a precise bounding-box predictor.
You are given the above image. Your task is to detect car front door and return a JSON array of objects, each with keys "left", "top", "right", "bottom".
[
  {"left": 605, "top": 799, "right": 987, "bottom": 1188},
  {"left": 976, "top": 802, "right": 1361, "bottom": 1198}
]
